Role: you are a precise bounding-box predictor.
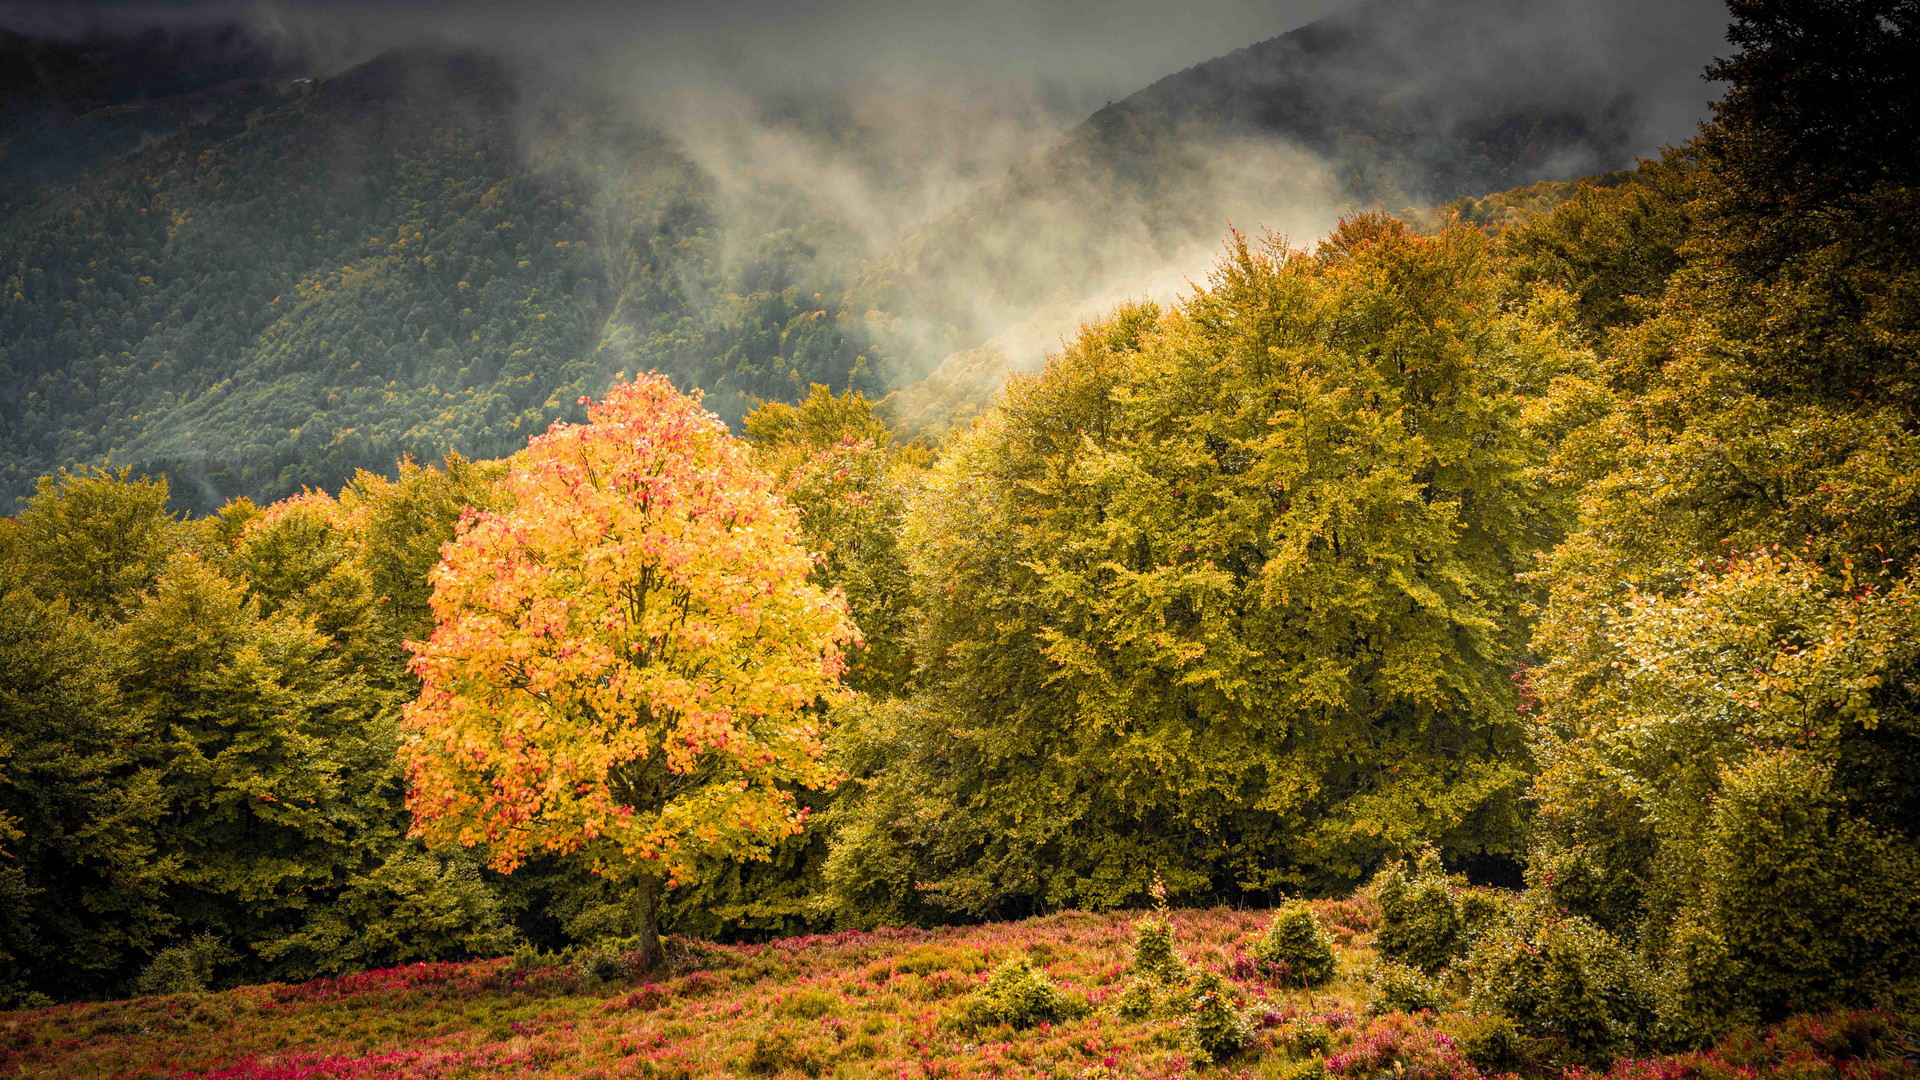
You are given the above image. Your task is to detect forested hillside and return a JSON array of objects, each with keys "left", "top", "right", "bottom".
[
  {"left": 0, "top": 0, "right": 1721, "bottom": 510},
  {"left": 862, "top": 0, "right": 1724, "bottom": 433},
  {"left": 0, "top": 46, "right": 885, "bottom": 514}
]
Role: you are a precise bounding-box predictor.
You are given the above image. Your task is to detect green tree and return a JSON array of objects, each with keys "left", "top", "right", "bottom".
[
  {"left": 0, "top": 565, "right": 167, "bottom": 1002},
  {"left": 1, "top": 464, "right": 520, "bottom": 997},
  {"left": 744, "top": 384, "right": 921, "bottom": 696},
  {"left": 828, "top": 219, "right": 1575, "bottom": 920},
  {"left": 12, "top": 466, "right": 177, "bottom": 620},
  {"left": 1519, "top": 8, "right": 1920, "bottom": 1005}
]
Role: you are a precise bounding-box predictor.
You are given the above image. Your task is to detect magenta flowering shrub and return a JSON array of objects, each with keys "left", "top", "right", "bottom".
[{"left": 1326, "top": 1013, "right": 1479, "bottom": 1080}]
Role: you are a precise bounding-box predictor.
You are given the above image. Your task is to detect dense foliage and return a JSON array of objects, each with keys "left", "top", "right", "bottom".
[
  {"left": 1509, "top": 0, "right": 1920, "bottom": 1040},
  {"left": 404, "top": 375, "right": 856, "bottom": 969},
  {"left": 0, "top": 459, "right": 518, "bottom": 1004},
  {"left": 827, "top": 218, "right": 1567, "bottom": 924}
]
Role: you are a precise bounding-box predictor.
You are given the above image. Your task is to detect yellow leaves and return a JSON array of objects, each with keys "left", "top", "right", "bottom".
[{"left": 402, "top": 373, "right": 855, "bottom": 885}]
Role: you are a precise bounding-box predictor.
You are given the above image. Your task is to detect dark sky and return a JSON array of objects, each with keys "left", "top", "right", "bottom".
[
  {"left": 0, "top": 0, "right": 1352, "bottom": 106},
  {"left": 3, "top": 0, "right": 1735, "bottom": 144}
]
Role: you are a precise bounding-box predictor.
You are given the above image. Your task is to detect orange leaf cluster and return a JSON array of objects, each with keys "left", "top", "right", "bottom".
[{"left": 402, "top": 374, "right": 856, "bottom": 885}]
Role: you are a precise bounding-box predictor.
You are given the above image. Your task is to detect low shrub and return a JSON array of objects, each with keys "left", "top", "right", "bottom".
[
  {"left": 1130, "top": 873, "right": 1190, "bottom": 985},
  {"left": 1250, "top": 902, "right": 1339, "bottom": 988},
  {"left": 1651, "top": 918, "right": 1743, "bottom": 1049},
  {"left": 1467, "top": 910, "right": 1653, "bottom": 1065},
  {"left": 1114, "top": 978, "right": 1159, "bottom": 1020},
  {"left": 1695, "top": 752, "right": 1920, "bottom": 1019},
  {"left": 505, "top": 943, "right": 551, "bottom": 981},
  {"left": 1529, "top": 843, "right": 1645, "bottom": 937},
  {"left": 572, "top": 938, "right": 633, "bottom": 982},
  {"left": 1132, "top": 913, "right": 1187, "bottom": 984},
  {"left": 1368, "top": 961, "right": 1446, "bottom": 1015},
  {"left": 1180, "top": 970, "right": 1253, "bottom": 1062},
  {"left": 135, "top": 936, "right": 230, "bottom": 996},
  {"left": 1374, "top": 851, "right": 1466, "bottom": 973},
  {"left": 1450, "top": 1013, "right": 1527, "bottom": 1073},
  {"left": 1284, "top": 1019, "right": 1334, "bottom": 1057},
  {"left": 1458, "top": 889, "right": 1514, "bottom": 945},
  {"left": 967, "top": 955, "right": 1087, "bottom": 1028}
]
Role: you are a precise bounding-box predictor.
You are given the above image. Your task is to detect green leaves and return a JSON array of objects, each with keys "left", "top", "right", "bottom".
[{"left": 831, "top": 221, "right": 1573, "bottom": 917}]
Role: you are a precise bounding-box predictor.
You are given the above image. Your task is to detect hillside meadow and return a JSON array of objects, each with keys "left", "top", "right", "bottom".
[{"left": 1, "top": 896, "right": 1912, "bottom": 1080}]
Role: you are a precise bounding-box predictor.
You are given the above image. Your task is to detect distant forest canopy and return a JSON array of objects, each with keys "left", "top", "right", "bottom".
[
  {"left": 1, "top": 0, "right": 1917, "bottom": 1029},
  {"left": 0, "top": 0, "right": 1719, "bottom": 515}
]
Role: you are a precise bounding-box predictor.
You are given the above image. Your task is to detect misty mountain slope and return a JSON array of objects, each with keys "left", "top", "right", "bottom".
[
  {"left": 0, "top": 1, "right": 1724, "bottom": 504},
  {"left": 867, "top": 0, "right": 1724, "bottom": 435},
  {"left": 0, "top": 43, "right": 887, "bottom": 513},
  {"left": 0, "top": 47, "right": 610, "bottom": 511}
]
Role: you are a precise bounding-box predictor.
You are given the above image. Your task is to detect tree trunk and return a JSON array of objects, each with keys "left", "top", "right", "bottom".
[{"left": 632, "top": 873, "right": 665, "bottom": 973}]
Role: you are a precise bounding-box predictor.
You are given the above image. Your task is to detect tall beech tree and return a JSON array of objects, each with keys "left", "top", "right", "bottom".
[
  {"left": 827, "top": 220, "right": 1576, "bottom": 922},
  {"left": 403, "top": 375, "right": 856, "bottom": 967}
]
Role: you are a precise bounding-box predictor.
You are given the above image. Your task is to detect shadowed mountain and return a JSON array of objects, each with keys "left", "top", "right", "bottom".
[
  {"left": 865, "top": 0, "right": 1723, "bottom": 435},
  {"left": 0, "top": 24, "right": 314, "bottom": 206},
  {"left": 0, "top": 0, "right": 1724, "bottom": 506},
  {"left": 0, "top": 43, "right": 885, "bottom": 513}
]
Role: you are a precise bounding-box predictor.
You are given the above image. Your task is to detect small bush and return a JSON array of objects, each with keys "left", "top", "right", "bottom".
[
  {"left": 1451, "top": 1014, "right": 1526, "bottom": 1073},
  {"left": 1181, "top": 970, "right": 1253, "bottom": 1062},
  {"left": 1458, "top": 889, "right": 1513, "bottom": 945},
  {"left": 1285, "top": 1019, "right": 1334, "bottom": 1057},
  {"left": 743, "top": 1026, "right": 828, "bottom": 1077},
  {"left": 1697, "top": 752, "right": 1920, "bottom": 1018},
  {"left": 1250, "top": 902, "right": 1338, "bottom": 988},
  {"left": 1131, "top": 913, "right": 1187, "bottom": 983},
  {"left": 135, "top": 936, "right": 229, "bottom": 996},
  {"left": 573, "top": 939, "right": 632, "bottom": 982},
  {"left": 1528, "top": 843, "right": 1644, "bottom": 936},
  {"left": 1467, "top": 911, "right": 1653, "bottom": 1064},
  {"left": 1374, "top": 852, "right": 1465, "bottom": 973},
  {"left": 1368, "top": 961, "right": 1446, "bottom": 1015},
  {"left": 969, "top": 956, "right": 1086, "bottom": 1028},
  {"left": 506, "top": 943, "right": 553, "bottom": 981},
  {"left": 1651, "top": 918, "right": 1743, "bottom": 1049},
  {"left": 1114, "top": 978, "right": 1159, "bottom": 1020}
]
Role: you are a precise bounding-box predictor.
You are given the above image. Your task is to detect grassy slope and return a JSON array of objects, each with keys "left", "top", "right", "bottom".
[{"left": 2, "top": 899, "right": 1915, "bottom": 1080}]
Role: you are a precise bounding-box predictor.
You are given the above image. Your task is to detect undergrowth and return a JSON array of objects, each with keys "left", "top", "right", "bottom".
[{"left": 0, "top": 900, "right": 1909, "bottom": 1080}]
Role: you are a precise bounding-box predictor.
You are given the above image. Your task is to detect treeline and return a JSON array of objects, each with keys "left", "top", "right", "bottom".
[{"left": 2, "top": 0, "right": 1916, "bottom": 1047}]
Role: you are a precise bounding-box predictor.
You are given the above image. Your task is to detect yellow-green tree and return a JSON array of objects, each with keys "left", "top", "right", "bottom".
[
  {"left": 403, "top": 375, "right": 856, "bottom": 967},
  {"left": 827, "top": 219, "right": 1577, "bottom": 921}
]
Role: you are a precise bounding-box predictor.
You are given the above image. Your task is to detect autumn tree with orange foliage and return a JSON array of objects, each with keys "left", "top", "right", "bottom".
[{"left": 403, "top": 375, "right": 857, "bottom": 968}]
